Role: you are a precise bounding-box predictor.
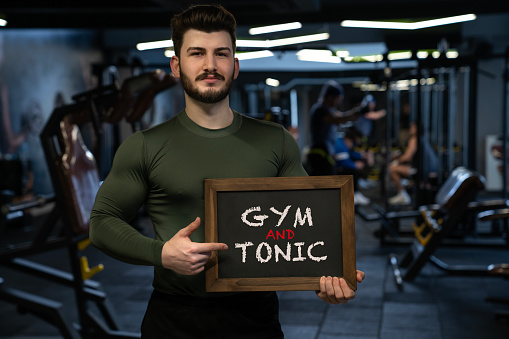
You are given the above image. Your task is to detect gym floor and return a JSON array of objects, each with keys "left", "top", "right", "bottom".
[{"left": 1, "top": 195, "right": 509, "bottom": 339}]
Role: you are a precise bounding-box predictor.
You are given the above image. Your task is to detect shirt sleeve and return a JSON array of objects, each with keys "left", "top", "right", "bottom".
[{"left": 89, "top": 132, "right": 164, "bottom": 266}]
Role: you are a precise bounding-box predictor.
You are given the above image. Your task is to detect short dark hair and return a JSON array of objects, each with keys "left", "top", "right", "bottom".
[
  {"left": 344, "top": 127, "right": 362, "bottom": 141},
  {"left": 171, "top": 5, "right": 237, "bottom": 59},
  {"left": 319, "top": 80, "right": 344, "bottom": 102}
]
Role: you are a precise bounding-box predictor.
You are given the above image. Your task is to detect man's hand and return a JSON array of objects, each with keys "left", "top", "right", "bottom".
[
  {"left": 315, "top": 270, "right": 365, "bottom": 304},
  {"left": 161, "top": 217, "right": 228, "bottom": 275}
]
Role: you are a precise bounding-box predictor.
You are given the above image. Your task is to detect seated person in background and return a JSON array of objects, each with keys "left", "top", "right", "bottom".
[
  {"left": 334, "top": 127, "right": 373, "bottom": 206},
  {"left": 306, "top": 81, "right": 365, "bottom": 176},
  {"left": 388, "top": 122, "right": 417, "bottom": 205}
]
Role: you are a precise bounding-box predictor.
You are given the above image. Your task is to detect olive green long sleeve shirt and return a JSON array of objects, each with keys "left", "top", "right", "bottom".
[{"left": 90, "top": 110, "right": 307, "bottom": 297}]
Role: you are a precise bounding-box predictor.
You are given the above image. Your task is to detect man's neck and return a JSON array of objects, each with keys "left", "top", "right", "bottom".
[{"left": 184, "top": 96, "right": 233, "bottom": 129}]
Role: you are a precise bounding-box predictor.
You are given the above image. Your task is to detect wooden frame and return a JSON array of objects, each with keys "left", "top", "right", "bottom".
[{"left": 204, "top": 175, "right": 356, "bottom": 292}]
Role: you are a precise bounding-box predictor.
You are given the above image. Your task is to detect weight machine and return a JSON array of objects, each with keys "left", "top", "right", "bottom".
[
  {"left": 388, "top": 167, "right": 508, "bottom": 290},
  {"left": 0, "top": 69, "right": 176, "bottom": 338}
]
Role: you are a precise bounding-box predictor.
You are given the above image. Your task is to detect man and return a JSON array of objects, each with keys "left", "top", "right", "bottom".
[
  {"left": 90, "top": 5, "right": 364, "bottom": 338},
  {"left": 307, "top": 81, "right": 365, "bottom": 176}
]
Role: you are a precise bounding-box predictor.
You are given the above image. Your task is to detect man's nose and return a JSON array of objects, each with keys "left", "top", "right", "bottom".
[{"left": 203, "top": 54, "right": 217, "bottom": 72}]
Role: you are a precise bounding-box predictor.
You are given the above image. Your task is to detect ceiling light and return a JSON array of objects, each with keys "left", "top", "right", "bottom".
[
  {"left": 416, "top": 51, "right": 429, "bottom": 59},
  {"left": 298, "top": 55, "right": 341, "bottom": 63},
  {"left": 249, "top": 22, "right": 302, "bottom": 35},
  {"left": 236, "top": 50, "right": 274, "bottom": 60},
  {"left": 137, "top": 39, "right": 173, "bottom": 51},
  {"left": 341, "top": 20, "right": 413, "bottom": 30},
  {"left": 138, "top": 32, "right": 329, "bottom": 51},
  {"left": 297, "top": 50, "right": 341, "bottom": 63},
  {"left": 164, "top": 49, "right": 175, "bottom": 58},
  {"left": 0, "top": 19, "right": 7, "bottom": 27},
  {"left": 270, "top": 33, "right": 330, "bottom": 47},
  {"left": 446, "top": 50, "right": 459, "bottom": 59},
  {"left": 236, "top": 39, "right": 271, "bottom": 48},
  {"left": 238, "top": 33, "right": 330, "bottom": 48},
  {"left": 340, "top": 13, "right": 476, "bottom": 30},
  {"left": 344, "top": 54, "right": 383, "bottom": 63},
  {"left": 413, "top": 14, "right": 476, "bottom": 29},
  {"left": 335, "top": 50, "right": 350, "bottom": 58},
  {"left": 432, "top": 51, "right": 441, "bottom": 58},
  {"left": 265, "top": 78, "right": 280, "bottom": 87},
  {"left": 387, "top": 51, "right": 412, "bottom": 60},
  {"left": 297, "top": 49, "right": 333, "bottom": 57}
]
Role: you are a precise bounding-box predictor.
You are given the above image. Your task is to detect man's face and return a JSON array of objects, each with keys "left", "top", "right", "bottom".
[{"left": 171, "top": 29, "right": 239, "bottom": 104}]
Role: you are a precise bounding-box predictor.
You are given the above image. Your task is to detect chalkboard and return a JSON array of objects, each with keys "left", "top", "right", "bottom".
[{"left": 204, "top": 175, "right": 356, "bottom": 292}]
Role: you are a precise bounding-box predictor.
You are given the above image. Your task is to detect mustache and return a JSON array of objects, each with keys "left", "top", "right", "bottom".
[{"left": 195, "top": 72, "right": 225, "bottom": 81}]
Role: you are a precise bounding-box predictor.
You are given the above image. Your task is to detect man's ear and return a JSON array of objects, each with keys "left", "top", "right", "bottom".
[
  {"left": 233, "top": 57, "right": 240, "bottom": 80},
  {"left": 170, "top": 56, "right": 181, "bottom": 79}
]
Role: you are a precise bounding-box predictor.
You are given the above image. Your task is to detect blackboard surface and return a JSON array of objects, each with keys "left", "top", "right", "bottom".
[
  {"left": 204, "top": 176, "right": 356, "bottom": 292},
  {"left": 217, "top": 189, "right": 342, "bottom": 279}
]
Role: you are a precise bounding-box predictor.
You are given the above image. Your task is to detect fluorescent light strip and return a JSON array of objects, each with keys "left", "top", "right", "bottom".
[
  {"left": 163, "top": 49, "right": 274, "bottom": 60},
  {"left": 137, "top": 39, "right": 173, "bottom": 51},
  {"left": 417, "top": 51, "right": 429, "bottom": 59},
  {"left": 138, "top": 32, "right": 330, "bottom": 51},
  {"left": 236, "top": 50, "right": 274, "bottom": 60},
  {"left": 0, "top": 19, "right": 7, "bottom": 27},
  {"left": 238, "top": 32, "right": 330, "bottom": 48},
  {"left": 335, "top": 50, "right": 350, "bottom": 58},
  {"left": 269, "top": 33, "right": 330, "bottom": 47},
  {"left": 413, "top": 14, "right": 476, "bottom": 29},
  {"left": 344, "top": 54, "right": 384, "bottom": 62},
  {"left": 296, "top": 49, "right": 333, "bottom": 57},
  {"left": 298, "top": 55, "right": 341, "bottom": 63},
  {"left": 341, "top": 13, "right": 476, "bottom": 30},
  {"left": 236, "top": 39, "right": 271, "bottom": 48},
  {"left": 387, "top": 51, "right": 412, "bottom": 60},
  {"left": 249, "top": 22, "right": 302, "bottom": 35},
  {"left": 265, "top": 78, "right": 280, "bottom": 87},
  {"left": 446, "top": 50, "right": 459, "bottom": 59},
  {"left": 296, "top": 49, "right": 341, "bottom": 63},
  {"left": 341, "top": 20, "right": 414, "bottom": 30}
]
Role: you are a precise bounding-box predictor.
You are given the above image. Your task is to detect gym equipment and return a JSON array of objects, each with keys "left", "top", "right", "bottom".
[
  {"left": 369, "top": 166, "right": 509, "bottom": 247},
  {"left": 382, "top": 61, "right": 474, "bottom": 209},
  {"left": 388, "top": 167, "right": 508, "bottom": 289},
  {"left": 0, "top": 69, "right": 176, "bottom": 338}
]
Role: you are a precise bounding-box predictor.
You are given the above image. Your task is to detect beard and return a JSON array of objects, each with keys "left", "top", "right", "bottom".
[{"left": 180, "top": 66, "right": 235, "bottom": 104}]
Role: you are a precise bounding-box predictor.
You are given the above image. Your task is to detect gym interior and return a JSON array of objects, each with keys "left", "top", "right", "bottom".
[{"left": 1, "top": 1, "right": 509, "bottom": 338}]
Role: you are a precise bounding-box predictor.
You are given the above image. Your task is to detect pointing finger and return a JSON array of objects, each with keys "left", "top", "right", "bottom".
[{"left": 195, "top": 242, "right": 228, "bottom": 253}]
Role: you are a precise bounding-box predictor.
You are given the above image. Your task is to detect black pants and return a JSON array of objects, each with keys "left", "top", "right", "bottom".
[{"left": 141, "top": 290, "right": 284, "bottom": 339}]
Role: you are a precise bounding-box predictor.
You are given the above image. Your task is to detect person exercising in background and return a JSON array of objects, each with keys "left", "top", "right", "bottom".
[
  {"left": 307, "top": 81, "right": 365, "bottom": 175},
  {"left": 90, "top": 5, "right": 365, "bottom": 338},
  {"left": 354, "top": 94, "right": 386, "bottom": 146}
]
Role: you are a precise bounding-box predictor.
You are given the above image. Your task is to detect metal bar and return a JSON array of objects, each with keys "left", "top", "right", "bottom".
[{"left": 447, "top": 67, "right": 457, "bottom": 176}]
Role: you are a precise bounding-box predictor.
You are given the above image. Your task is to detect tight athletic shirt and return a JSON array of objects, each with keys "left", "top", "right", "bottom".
[{"left": 90, "top": 110, "right": 307, "bottom": 297}]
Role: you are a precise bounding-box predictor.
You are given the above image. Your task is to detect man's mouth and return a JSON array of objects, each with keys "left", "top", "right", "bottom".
[{"left": 196, "top": 72, "right": 225, "bottom": 82}]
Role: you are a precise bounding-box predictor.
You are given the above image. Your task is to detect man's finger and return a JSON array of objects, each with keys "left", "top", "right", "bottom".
[
  {"left": 339, "top": 278, "right": 356, "bottom": 300},
  {"left": 179, "top": 217, "right": 201, "bottom": 238},
  {"left": 357, "top": 270, "right": 365, "bottom": 283},
  {"left": 195, "top": 242, "right": 228, "bottom": 253},
  {"left": 324, "top": 276, "right": 338, "bottom": 304}
]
